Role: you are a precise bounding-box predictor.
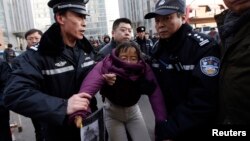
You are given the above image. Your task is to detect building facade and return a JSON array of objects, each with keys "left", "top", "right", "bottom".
[
  {"left": 118, "top": 0, "right": 157, "bottom": 37},
  {"left": 85, "top": 0, "right": 108, "bottom": 40},
  {"left": 0, "top": 0, "right": 51, "bottom": 50}
]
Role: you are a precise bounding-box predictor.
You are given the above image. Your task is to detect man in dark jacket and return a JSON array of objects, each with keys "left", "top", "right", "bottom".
[
  {"left": 0, "top": 59, "right": 12, "bottom": 141},
  {"left": 98, "top": 18, "right": 132, "bottom": 59},
  {"left": 134, "top": 26, "right": 153, "bottom": 56},
  {"left": 216, "top": 0, "right": 250, "bottom": 125},
  {"left": 144, "top": 0, "right": 220, "bottom": 140},
  {"left": 3, "top": 0, "right": 97, "bottom": 141}
]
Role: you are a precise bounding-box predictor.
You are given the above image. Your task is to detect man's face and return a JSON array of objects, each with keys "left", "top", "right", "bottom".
[
  {"left": 58, "top": 11, "right": 86, "bottom": 41},
  {"left": 26, "top": 32, "right": 42, "bottom": 47},
  {"left": 223, "top": 0, "right": 250, "bottom": 13},
  {"left": 137, "top": 31, "right": 145, "bottom": 39},
  {"left": 112, "top": 23, "right": 132, "bottom": 44},
  {"left": 155, "top": 13, "right": 184, "bottom": 39}
]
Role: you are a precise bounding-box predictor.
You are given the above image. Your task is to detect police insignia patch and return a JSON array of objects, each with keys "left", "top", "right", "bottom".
[{"left": 200, "top": 56, "right": 220, "bottom": 76}]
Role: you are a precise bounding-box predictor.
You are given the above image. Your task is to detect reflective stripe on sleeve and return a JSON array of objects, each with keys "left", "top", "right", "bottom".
[{"left": 42, "top": 65, "right": 74, "bottom": 75}]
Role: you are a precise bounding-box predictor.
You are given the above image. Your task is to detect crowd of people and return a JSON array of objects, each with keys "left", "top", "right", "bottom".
[{"left": 1, "top": 0, "right": 250, "bottom": 140}]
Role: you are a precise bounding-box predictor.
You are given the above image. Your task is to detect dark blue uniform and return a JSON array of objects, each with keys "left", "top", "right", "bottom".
[
  {"left": 3, "top": 23, "right": 97, "bottom": 141},
  {"left": 0, "top": 60, "right": 12, "bottom": 141},
  {"left": 151, "top": 24, "right": 220, "bottom": 140}
]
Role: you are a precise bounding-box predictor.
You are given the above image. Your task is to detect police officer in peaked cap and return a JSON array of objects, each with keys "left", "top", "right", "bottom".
[
  {"left": 136, "top": 26, "right": 146, "bottom": 33},
  {"left": 3, "top": 0, "right": 99, "bottom": 141},
  {"left": 134, "top": 26, "right": 153, "bottom": 58},
  {"left": 48, "top": 0, "right": 89, "bottom": 15},
  {"left": 144, "top": 0, "right": 220, "bottom": 140}
]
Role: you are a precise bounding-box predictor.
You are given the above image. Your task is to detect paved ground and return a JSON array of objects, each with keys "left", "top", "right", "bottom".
[{"left": 10, "top": 94, "right": 155, "bottom": 141}]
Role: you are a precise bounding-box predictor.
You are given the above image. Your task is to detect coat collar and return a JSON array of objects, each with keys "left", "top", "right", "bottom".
[{"left": 38, "top": 23, "right": 93, "bottom": 56}]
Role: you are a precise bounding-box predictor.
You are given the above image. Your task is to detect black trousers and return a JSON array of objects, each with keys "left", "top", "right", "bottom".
[{"left": 0, "top": 106, "right": 12, "bottom": 141}]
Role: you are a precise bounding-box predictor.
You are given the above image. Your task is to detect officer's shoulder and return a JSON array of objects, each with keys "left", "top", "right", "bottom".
[{"left": 187, "top": 31, "right": 212, "bottom": 47}]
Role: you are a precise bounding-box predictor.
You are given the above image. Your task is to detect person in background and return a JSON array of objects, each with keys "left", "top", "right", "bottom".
[
  {"left": 100, "top": 35, "right": 111, "bottom": 49},
  {"left": 144, "top": 0, "right": 220, "bottom": 140},
  {"left": 208, "top": 27, "right": 221, "bottom": 45},
  {"left": 0, "top": 59, "right": 12, "bottom": 141},
  {"left": 145, "top": 32, "right": 152, "bottom": 41},
  {"left": 98, "top": 18, "right": 133, "bottom": 60},
  {"left": 92, "top": 39, "right": 101, "bottom": 53},
  {"left": 3, "top": 43, "right": 16, "bottom": 65},
  {"left": 151, "top": 33, "right": 159, "bottom": 45},
  {"left": 25, "top": 28, "right": 43, "bottom": 50},
  {"left": 134, "top": 26, "right": 153, "bottom": 56},
  {"left": 215, "top": 0, "right": 250, "bottom": 125},
  {"left": 3, "top": 0, "right": 98, "bottom": 140},
  {"left": 71, "top": 41, "right": 167, "bottom": 141},
  {"left": 98, "top": 35, "right": 104, "bottom": 45},
  {"left": 24, "top": 28, "right": 45, "bottom": 141}
]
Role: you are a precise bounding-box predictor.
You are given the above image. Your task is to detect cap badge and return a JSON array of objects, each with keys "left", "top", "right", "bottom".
[{"left": 158, "top": 0, "right": 165, "bottom": 6}]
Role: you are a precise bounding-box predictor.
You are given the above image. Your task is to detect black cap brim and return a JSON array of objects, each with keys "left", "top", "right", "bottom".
[
  {"left": 69, "top": 9, "right": 89, "bottom": 16},
  {"left": 144, "top": 9, "right": 177, "bottom": 19}
]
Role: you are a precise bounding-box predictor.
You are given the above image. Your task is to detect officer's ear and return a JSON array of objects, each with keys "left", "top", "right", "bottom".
[
  {"left": 181, "top": 14, "right": 186, "bottom": 24},
  {"left": 55, "top": 11, "right": 67, "bottom": 25},
  {"left": 55, "top": 13, "right": 64, "bottom": 25}
]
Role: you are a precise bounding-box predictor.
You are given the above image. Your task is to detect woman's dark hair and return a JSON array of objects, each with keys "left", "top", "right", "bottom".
[{"left": 115, "top": 41, "right": 141, "bottom": 59}]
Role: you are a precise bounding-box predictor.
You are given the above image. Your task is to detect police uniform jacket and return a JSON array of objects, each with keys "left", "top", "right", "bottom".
[
  {"left": 3, "top": 23, "right": 97, "bottom": 141},
  {"left": 0, "top": 60, "right": 12, "bottom": 141},
  {"left": 215, "top": 9, "right": 250, "bottom": 124},
  {"left": 152, "top": 24, "right": 220, "bottom": 140},
  {"left": 134, "top": 37, "right": 153, "bottom": 56}
]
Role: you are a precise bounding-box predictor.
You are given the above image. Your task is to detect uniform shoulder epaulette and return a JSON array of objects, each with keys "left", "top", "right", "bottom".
[
  {"left": 187, "top": 32, "right": 211, "bottom": 47},
  {"left": 29, "top": 44, "right": 39, "bottom": 51}
]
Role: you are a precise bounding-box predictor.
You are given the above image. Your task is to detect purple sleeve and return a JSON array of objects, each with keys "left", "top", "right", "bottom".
[
  {"left": 79, "top": 61, "right": 106, "bottom": 96},
  {"left": 144, "top": 64, "right": 167, "bottom": 122},
  {"left": 69, "top": 61, "right": 106, "bottom": 124}
]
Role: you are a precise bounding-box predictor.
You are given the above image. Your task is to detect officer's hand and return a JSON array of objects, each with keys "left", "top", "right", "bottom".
[
  {"left": 67, "top": 92, "right": 92, "bottom": 115},
  {"left": 103, "top": 73, "right": 116, "bottom": 85}
]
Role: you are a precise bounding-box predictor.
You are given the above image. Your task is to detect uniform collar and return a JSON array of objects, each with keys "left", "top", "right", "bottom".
[
  {"left": 152, "top": 24, "right": 191, "bottom": 56},
  {"left": 38, "top": 23, "right": 93, "bottom": 56}
]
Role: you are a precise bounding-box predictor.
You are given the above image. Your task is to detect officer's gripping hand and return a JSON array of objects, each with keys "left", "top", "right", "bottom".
[{"left": 67, "top": 92, "right": 92, "bottom": 115}]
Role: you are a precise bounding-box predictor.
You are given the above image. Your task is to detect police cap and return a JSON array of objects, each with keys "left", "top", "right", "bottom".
[
  {"left": 145, "top": 0, "right": 186, "bottom": 19},
  {"left": 48, "top": 0, "right": 89, "bottom": 15},
  {"left": 137, "top": 26, "right": 146, "bottom": 33}
]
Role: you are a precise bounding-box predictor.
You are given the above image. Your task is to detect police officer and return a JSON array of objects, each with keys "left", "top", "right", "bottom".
[
  {"left": 134, "top": 26, "right": 153, "bottom": 56},
  {"left": 0, "top": 60, "right": 12, "bottom": 141},
  {"left": 144, "top": 0, "right": 220, "bottom": 140},
  {"left": 3, "top": 0, "right": 97, "bottom": 141}
]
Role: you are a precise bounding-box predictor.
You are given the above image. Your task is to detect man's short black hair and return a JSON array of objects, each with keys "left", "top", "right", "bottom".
[
  {"left": 112, "top": 18, "right": 132, "bottom": 31},
  {"left": 25, "top": 29, "right": 43, "bottom": 39},
  {"left": 7, "top": 43, "right": 13, "bottom": 48}
]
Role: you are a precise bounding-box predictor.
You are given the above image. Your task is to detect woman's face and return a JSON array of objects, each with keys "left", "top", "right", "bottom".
[{"left": 118, "top": 47, "right": 138, "bottom": 64}]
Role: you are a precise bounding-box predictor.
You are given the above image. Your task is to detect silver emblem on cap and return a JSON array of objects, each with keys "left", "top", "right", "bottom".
[{"left": 158, "top": 0, "right": 166, "bottom": 6}]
